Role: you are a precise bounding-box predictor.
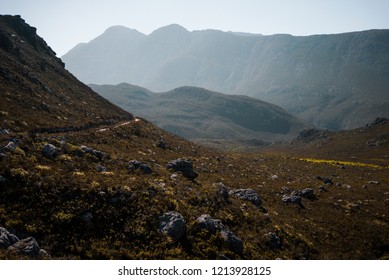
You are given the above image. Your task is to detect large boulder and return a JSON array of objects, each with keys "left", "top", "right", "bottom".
[
  {"left": 196, "top": 214, "right": 224, "bottom": 233},
  {"left": 159, "top": 211, "right": 187, "bottom": 240},
  {"left": 8, "top": 237, "right": 40, "bottom": 258},
  {"left": 166, "top": 158, "right": 198, "bottom": 179},
  {"left": 0, "top": 227, "right": 19, "bottom": 249}
]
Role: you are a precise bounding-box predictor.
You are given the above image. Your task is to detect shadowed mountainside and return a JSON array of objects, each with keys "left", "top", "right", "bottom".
[
  {"left": 90, "top": 83, "right": 311, "bottom": 148},
  {"left": 63, "top": 25, "right": 389, "bottom": 130}
]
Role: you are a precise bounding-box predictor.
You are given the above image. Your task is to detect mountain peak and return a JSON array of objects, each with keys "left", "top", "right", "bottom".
[
  {"left": 150, "top": 24, "right": 188, "bottom": 36},
  {"left": 103, "top": 25, "right": 144, "bottom": 36}
]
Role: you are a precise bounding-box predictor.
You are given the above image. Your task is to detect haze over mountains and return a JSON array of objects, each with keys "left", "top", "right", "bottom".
[
  {"left": 91, "top": 83, "right": 310, "bottom": 148},
  {"left": 62, "top": 24, "right": 389, "bottom": 130}
]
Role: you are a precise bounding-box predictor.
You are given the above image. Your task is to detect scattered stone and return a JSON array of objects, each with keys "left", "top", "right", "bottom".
[
  {"left": 166, "top": 158, "right": 198, "bottom": 180},
  {"left": 81, "top": 145, "right": 104, "bottom": 161},
  {"left": 196, "top": 214, "right": 225, "bottom": 233},
  {"left": 229, "top": 188, "right": 262, "bottom": 207},
  {"left": 368, "top": 181, "right": 379, "bottom": 185},
  {"left": 0, "top": 227, "right": 19, "bottom": 249},
  {"left": 301, "top": 188, "right": 315, "bottom": 200},
  {"left": 220, "top": 229, "right": 243, "bottom": 255},
  {"left": 291, "top": 190, "right": 302, "bottom": 197},
  {"left": 318, "top": 185, "right": 327, "bottom": 192},
  {"left": 96, "top": 164, "right": 107, "bottom": 172},
  {"left": 343, "top": 184, "right": 352, "bottom": 190},
  {"left": 42, "top": 143, "right": 58, "bottom": 159},
  {"left": 281, "top": 186, "right": 291, "bottom": 194},
  {"left": 128, "top": 160, "right": 152, "bottom": 174},
  {"left": 266, "top": 232, "right": 282, "bottom": 249},
  {"left": 214, "top": 182, "right": 229, "bottom": 200},
  {"left": 159, "top": 211, "right": 186, "bottom": 240},
  {"left": 282, "top": 194, "right": 302, "bottom": 206},
  {"left": 139, "top": 163, "right": 152, "bottom": 174},
  {"left": 8, "top": 237, "right": 40, "bottom": 258},
  {"left": 156, "top": 139, "right": 167, "bottom": 149},
  {"left": 316, "top": 176, "right": 333, "bottom": 185},
  {"left": 271, "top": 175, "right": 279, "bottom": 180},
  {"left": 0, "top": 175, "right": 7, "bottom": 183},
  {"left": 4, "top": 141, "right": 17, "bottom": 152}
]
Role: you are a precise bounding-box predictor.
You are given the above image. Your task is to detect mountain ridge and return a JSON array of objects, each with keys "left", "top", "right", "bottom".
[
  {"left": 90, "top": 83, "right": 311, "bottom": 148},
  {"left": 62, "top": 25, "right": 389, "bottom": 130}
]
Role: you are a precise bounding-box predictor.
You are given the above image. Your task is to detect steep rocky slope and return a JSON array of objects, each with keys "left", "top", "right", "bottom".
[
  {"left": 62, "top": 25, "right": 389, "bottom": 130},
  {"left": 0, "top": 15, "right": 132, "bottom": 133},
  {"left": 1, "top": 16, "right": 388, "bottom": 260}
]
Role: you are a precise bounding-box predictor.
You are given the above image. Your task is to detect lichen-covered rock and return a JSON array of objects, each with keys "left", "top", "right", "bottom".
[
  {"left": 229, "top": 188, "right": 262, "bottom": 207},
  {"left": 159, "top": 211, "right": 186, "bottom": 240},
  {"left": 8, "top": 237, "right": 40, "bottom": 258},
  {"left": 166, "top": 158, "right": 198, "bottom": 179},
  {"left": 266, "top": 232, "right": 282, "bottom": 249},
  {"left": 282, "top": 194, "right": 302, "bottom": 206},
  {"left": 196, "top": 214, "right": 225, "bottom": 233},
  {"left": 301, "top": 188, "right": 315, "bottom": 200},
  {"left": 128, "top": 160, "right": 152, "bottom": 174},
  {"left": 220, "top": 229, "right": 243, "bottom": 255},
  {"left": 81, "top": 145, "right": 104, "bottom": 160},
  {"left": 214, "top": 182, "right": 229, "bottom": 200},
  {"left": 42, "top": 143, "right": 58, "bottom": 159},
  {"left": 1, "top": 227, "right": 19, "bottom": 249}
]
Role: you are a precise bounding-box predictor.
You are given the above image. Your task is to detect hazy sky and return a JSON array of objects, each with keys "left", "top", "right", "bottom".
[{"left": 1, "top": 0, "right": 389, "bottom": 56}]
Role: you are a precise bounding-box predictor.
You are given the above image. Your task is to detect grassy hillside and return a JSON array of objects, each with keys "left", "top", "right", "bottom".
[{"left": 90, "top": 83, "right": 310, "bottom": 149}]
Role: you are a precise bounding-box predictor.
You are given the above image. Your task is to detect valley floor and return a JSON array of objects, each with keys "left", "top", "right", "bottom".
[{"left": 1, "top": 119, "right": 388, "bottom": 259}]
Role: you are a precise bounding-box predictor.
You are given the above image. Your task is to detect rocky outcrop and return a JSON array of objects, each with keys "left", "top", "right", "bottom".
[
  {"left": 158, "top": 211, "right": 186, "bottom": 240},
  {"left": 0, "top": 227, "right": 47, "bottom": 259},
  {"left": 229, "top": 188, "right": 262, "bottom": 207},
  {"left": 166, "top": 158, "right": 198, "bottom": 179}
]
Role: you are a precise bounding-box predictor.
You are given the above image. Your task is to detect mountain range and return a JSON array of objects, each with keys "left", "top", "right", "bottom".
[
  {"left": 90, "top": 83, "right": 310, "bottom": 148},
  {"left": 1, "top": 15, "right": 389, "bottom": 260},
  {"left": 62, "top": 24, "right": 389, "bottom": 130}
]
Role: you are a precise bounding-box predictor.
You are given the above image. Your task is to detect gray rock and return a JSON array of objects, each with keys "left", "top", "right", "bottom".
[
  {"left": 0, "top": 175, "right": 7, "bottom": 183},
  {"left": 167, "top": 158, "right": 198, "bottom": 179},
  {"left": 220, "top": 229, "right": 243, "bottom": 255},
  {"left": 214, "top": 182, "right": 229, "bottom": 200},
  {"left": 139, "top": 163, "right": 152, "bottom": 174},
  {"left": 196, "top": 214, "right": 225, "bottom": 233},
  {"left": 4, "top": 141, "right": 17, "bottom": 152},
  {"left": 159, "top": 211, "right": 186, "bottom": 240},
  {"left": 267, "top": 232, "right": 282, "bottom": 249},
  {"left": 8, "top": 237, "right": 40, "bottom": 258},
  {"left": 316, "top": 176, "right": 333, "bottom": 185},
  {"left": 128, "top": 160, "right": 152, "bottom": 174},
  {"left": 301, "top": 188, "right": 315, "bottom": 200},
  {"left": 229, "top": 188, "right": 262, "bottom": 207},
  {"left": 368, "top": 181, "right": 379, "bottom": 185},
  {"left": 282, "top": 194, "right": 302, "bottom": 206},
  {"left": 96, "top": 164, "right": 107, "bottom": 172},
  {"left": 81, "top": 145, "right": 104, "bottom": 160},
  {"left": 42, "top": 143, "right": 58, "bottom": 159},
  {"left": 0, "top": 227, "right": 20, "bottom": 249}
]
